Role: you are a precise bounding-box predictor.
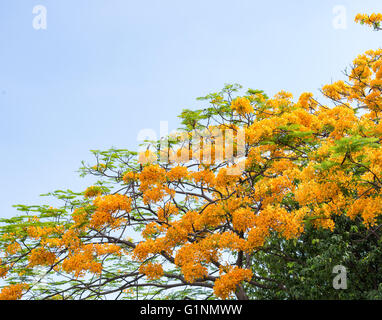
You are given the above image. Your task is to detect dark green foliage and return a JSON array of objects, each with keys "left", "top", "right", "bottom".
[{"left": 248, "top": 215, "right": 382, "bottom": 299}]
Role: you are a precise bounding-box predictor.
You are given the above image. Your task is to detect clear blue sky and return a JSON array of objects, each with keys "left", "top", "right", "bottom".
[{"left": 0, "top": 0, "right": 381, "bottom": 218}]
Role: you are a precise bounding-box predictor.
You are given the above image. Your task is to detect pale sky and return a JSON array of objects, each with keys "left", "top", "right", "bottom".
[{"left": 0, "top": 0, "right": 381, "bottom": 219}]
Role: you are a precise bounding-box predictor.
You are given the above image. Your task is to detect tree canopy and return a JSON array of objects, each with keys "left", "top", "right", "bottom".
[{"left": 1, "top": 13, "right": 382, "bottom": 300}]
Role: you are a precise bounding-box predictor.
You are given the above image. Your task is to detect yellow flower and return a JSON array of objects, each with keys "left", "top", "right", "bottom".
[{"left": 230, "top": 97, "right": 254, "bottom": 115}]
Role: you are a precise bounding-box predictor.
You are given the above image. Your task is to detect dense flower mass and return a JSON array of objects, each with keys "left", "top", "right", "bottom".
[
  {"left": 355, "top": 13, "right": 382, "bottom": 30},
  {"left": 139, "top": 262, "right": 164, "bottom": 280},
  {"left": 230, "top": 97, "right": 254, "bottom": 115},
  {"left": 0, "top": 284, "right": 28, "bottom": 300},
  {"left": 214, "top": 267, "right": 253, "bottom": 299},
  {"left": 0, "top": 12, "right": 381, "bottom": 300}
]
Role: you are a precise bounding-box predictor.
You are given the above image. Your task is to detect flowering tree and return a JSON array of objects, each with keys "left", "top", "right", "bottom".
[{"left": 0, "top": 13, "right": 382, "bottom": 300}]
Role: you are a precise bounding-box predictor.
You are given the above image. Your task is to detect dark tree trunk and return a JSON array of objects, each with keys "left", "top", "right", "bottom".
[{"left": 235, "top": 284, "right": 249, "bottom": 300}]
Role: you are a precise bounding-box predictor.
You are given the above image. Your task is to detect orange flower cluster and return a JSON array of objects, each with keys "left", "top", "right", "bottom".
[
  {"left": 5, "top": 242, "right": 21, "bottom": 255},
  {"left": 297, "top": 92, "right": 315, "bottom": 110},
  {"left": 139, "top": 262, "right": 164, "bottom": 280},
  {"left": 122, "top": 171, "right": 138, "bottom": 183},
  {"left": 0, "top": 259, "right": 8, "bottom": 278},
  {"left": 175, "top": 244, "right": 209, "bottom": 283},
  {"left": 132, "top": 239, "right": 163, "bottom": 262},
  {"left": 139, "top": 165, "right": 166, "bottom": 187},
  {"left": 72, "top": 208, "right": 89, "bottom": 227},
  {"left": 232, "top": 207, "right": 255, "bottom": 233},
  {"left": 355, "top": 13, "right": 382, "bottom": 29},
  {"left": 84, "top": 186, "right": 103, "bottom": 198},
  {"left": 157, "top": 203, "right": 179, "bottom": 222},
  {"left": 142, "top": 222, "right": 160, "bottom": 239},
  {"left": 166, "top": 166, "right": 189, "bottom": 181},
  {"left": 90, "top": 194, "right": 132, "bottom": 229},
  {"left": 138, "top": 165, "right": 175, "bottom": 204},
  {"left": 93, "top": 194, "right": 132, "bottom": 213},
  {"left": 214, "top": 267, "right": 252, "bottom": 299},
  {"left": 230, "top": 97, "right": 254, "bottom": 115},
  {"left": 61, "top": 245, "right": 102, "bottom": 277},
  {"left": 27, "top": 225, "right": 64, "bottom": 240},
  {"left": 0, "top": 284, "right": 29, "bottom": 300},
  {"left": 28, "top": 248, "right": 56, "bottom": 267}
]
